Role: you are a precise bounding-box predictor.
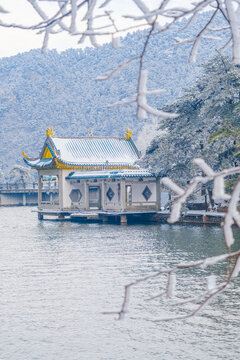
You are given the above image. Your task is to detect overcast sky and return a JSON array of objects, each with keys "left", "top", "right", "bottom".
[{"left": 0, "top": 0, "right": 192, "bottom": 58}]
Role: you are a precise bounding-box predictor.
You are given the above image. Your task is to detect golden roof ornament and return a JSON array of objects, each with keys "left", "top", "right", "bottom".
[
  {"left": 125, "top": 127, "right": 132, "bottom": 140},
  {"left": 46, "top": 127, "right": 54, "bottom": 137},
  {"left": 22, "top": 150, "right": 29, "bottom": 158},
  {"left": 88, "top": 130, "right": 93, "bottom": 136}
]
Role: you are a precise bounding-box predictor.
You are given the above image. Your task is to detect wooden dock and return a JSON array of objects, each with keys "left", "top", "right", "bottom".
[{"left": 37, "top": 209, "right": 225, "bottom": 225}]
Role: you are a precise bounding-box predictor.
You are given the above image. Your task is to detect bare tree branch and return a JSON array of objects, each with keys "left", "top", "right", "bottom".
[
  {"left": 105, "top": 159, "right": 240, "bottom": 321},
  {"left": 1, "top": 1, "right": 240, "bottom": 117}
]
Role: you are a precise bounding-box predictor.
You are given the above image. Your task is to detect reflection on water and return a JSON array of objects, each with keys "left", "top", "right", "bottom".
[{"left": 0, "top": 207, "right": 239, "bottom": 360}]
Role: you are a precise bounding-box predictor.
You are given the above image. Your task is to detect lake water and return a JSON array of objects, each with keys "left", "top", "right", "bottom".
[{"left": 0, "top": 207, "right": 239, "bottom": 360}]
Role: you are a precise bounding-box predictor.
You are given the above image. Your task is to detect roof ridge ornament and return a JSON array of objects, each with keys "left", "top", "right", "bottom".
[
  {"left": 46, "top": 127, "right": 54, "bottom": 137},
  {"left": 125, "top": 127, "right": 132, "bottom": 140},
  {"left": 22, "top": 150, "right": 29, "bottom": 158}
]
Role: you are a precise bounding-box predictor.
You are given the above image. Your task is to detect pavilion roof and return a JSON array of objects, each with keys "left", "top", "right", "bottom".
[{"left": 23, "top": 130, "right": 141, "bottom": 169}]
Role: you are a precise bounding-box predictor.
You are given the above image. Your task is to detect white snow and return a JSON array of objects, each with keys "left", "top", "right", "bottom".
[
  {"left": 167, "top": 273, "right": 176, "bottom": 298},
  {"left": 112, "top": 36, "right": 121, "bottom": 49},
  {"left": 51, "top": 137, "right": 139, "bottom": 165},
  {"left": 207, "top": 275, "right": 217, "bottom": 292},
  {"left": 201, "top": 254, "right": 229, "bottom": 268},
  {"left": 161, "top": 178, "right": 184, "bottom": 196},
  {"left": 95, "top": 56, "right": 139, "bottom": 80},
  {"left": 232, "top": 256, "right": 240, "bottom": 278},
  {"left": 193, "top": 158, "right": 215, "bottom": 176},
  {"left": 213, "top": 176, "right": 231, "bottom": 200}
]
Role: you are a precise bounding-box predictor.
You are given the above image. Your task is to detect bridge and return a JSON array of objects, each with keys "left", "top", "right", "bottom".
[{"left": 0, "top": 182, "right": 57, "bottom": 206}]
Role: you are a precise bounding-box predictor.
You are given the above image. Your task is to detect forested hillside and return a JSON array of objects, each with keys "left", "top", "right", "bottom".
[{"left": 0, "top": 11, "right": 229, "bottom": 176}]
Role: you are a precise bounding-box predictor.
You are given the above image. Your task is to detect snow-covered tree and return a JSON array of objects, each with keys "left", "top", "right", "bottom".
[
  {"left": 141, "top": 55, "right": 240, "bottom": 184},
  {"left": 9, "top": 165, "right": 32, "bottom": 184},
  {"left": 0, "top": 167, "right": 3, "bottom": 180}
]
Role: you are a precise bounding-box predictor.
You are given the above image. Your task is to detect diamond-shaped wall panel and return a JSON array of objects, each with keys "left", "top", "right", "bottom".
[
  {"left": 107, "top": 187, "right": 115, "bottom": 201},
  {"left": 142, "top": 186, "right": 152, "bottom": 201}
]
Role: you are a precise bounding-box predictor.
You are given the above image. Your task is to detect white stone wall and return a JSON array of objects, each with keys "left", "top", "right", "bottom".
[
  {"left": 61, "top": 175, "right": 157, "bottom": 212},
  {"left": 103, "top": 180, "right": 122, "bottom": 210},
  {"left": 61, "top": 170, "right": 74, "bottom": 209},
  {"left": 65, "top": 178, "right": 86, "bottom": 210},
  {"left": 125, "top": 179, "right": 157, "bottom": 209}
]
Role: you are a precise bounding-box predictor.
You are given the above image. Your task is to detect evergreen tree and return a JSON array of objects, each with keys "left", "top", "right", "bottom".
[{"left": 142, "top": 56, "right": 240, "bottom": 184}]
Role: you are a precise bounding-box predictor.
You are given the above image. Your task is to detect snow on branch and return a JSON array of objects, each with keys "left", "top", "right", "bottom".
[
  {"left": 106, "top": 96, "right": 136, "bottom": 108},
  {"left": 1, "top": 1, "right": 240, "bottom": 64},
  {"left": 1, "top": 0, "right": 240, "bottom": 118},
  {"left": 95, "top": 56, "right": 140, "bottom": 80},
  {"left": 105, "top": 159, "right": 240, "bottom": 321},
  {"left": 106, "top": 69, "right": 179, "bottom": 119}
]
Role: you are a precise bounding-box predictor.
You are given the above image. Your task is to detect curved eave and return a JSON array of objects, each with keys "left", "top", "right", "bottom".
[
  {"left": 56, "top": 158, "right": 140, "bottom": 168},
  {"left": 66, "top": 170, "right": 155, "bottom": 180},
  {"left": 66, "top": 174, "right": 155, "bottom": 180},
  {"left": 23, "top": 157, "right": 55, "bottom": 169}
]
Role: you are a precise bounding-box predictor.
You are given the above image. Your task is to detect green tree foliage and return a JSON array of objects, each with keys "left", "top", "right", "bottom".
[{"left": 142, "top": 55, "right": 240, "bottom": 184}]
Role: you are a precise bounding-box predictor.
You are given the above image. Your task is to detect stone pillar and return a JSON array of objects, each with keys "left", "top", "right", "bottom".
[
  {"left": 101, "top": 180, "right": 105, "bottom": 210},
  {"left": 38, "top": 173, "right": 42, "bottom": 206},
  {"left": 156, "top": 177, "right": 161, "bottom": 210},
  {"left": 84, "top": 181, "right": 89, "bottom": 210},
  {"left": 50, "top": 192, "right": 53, "bottom": 203},
  {"left": 120, "top": 214, "right": 127, "bottom": 224},
  {"left": 58, "top": 214, "right": 65, "bottom": 221},
  {"left": 38, "top": 213, "right": 43, "bottom": 220},
  {"left": 203, "top": 214, "right": 207, "bottom": 223},
  {"left": 58, "top": 171, "right": 64, "bottom": 210},
  {"left": 22, "top": 193, "right": 27, "bottom": 206},
  {"left": 120, "top": 179, "right": 126, "bottom": 211}
]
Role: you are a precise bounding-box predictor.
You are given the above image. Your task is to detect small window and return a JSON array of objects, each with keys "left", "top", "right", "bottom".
[
  {"left": 126, "top": 185, "right": 132, "bottom": 205},
  {"left": 69, "top": 189, "right": 82, "bottom": 202}
]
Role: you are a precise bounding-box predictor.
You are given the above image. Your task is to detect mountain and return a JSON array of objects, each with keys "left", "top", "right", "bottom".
[{"left": 0, "top": 11, "right": 229, "bottom": 176}]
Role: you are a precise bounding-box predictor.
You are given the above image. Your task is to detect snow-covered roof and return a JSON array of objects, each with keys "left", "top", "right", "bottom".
[
  {"left": 50, "top": 136, "right": 140, "bottom": 166},
  {"left": 24, "top": 133, "right": 141, "bottom": 169},
  {"left": 66, "top": 169, "right": 154, "bottom": 180}
]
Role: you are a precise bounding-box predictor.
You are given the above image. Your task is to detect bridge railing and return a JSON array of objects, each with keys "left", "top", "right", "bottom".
[{"left": 0, "top": 182, "right": 58, "bottom": 191}]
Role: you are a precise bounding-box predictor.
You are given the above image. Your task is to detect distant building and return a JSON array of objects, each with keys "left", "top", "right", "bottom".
[{"left": 23, "top": 128, "right": 160, "bottom": 221}]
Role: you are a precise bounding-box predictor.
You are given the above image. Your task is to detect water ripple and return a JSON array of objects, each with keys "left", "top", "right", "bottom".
[{"left": 0, "top": 207, "right": 239, "bottom": 360}]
